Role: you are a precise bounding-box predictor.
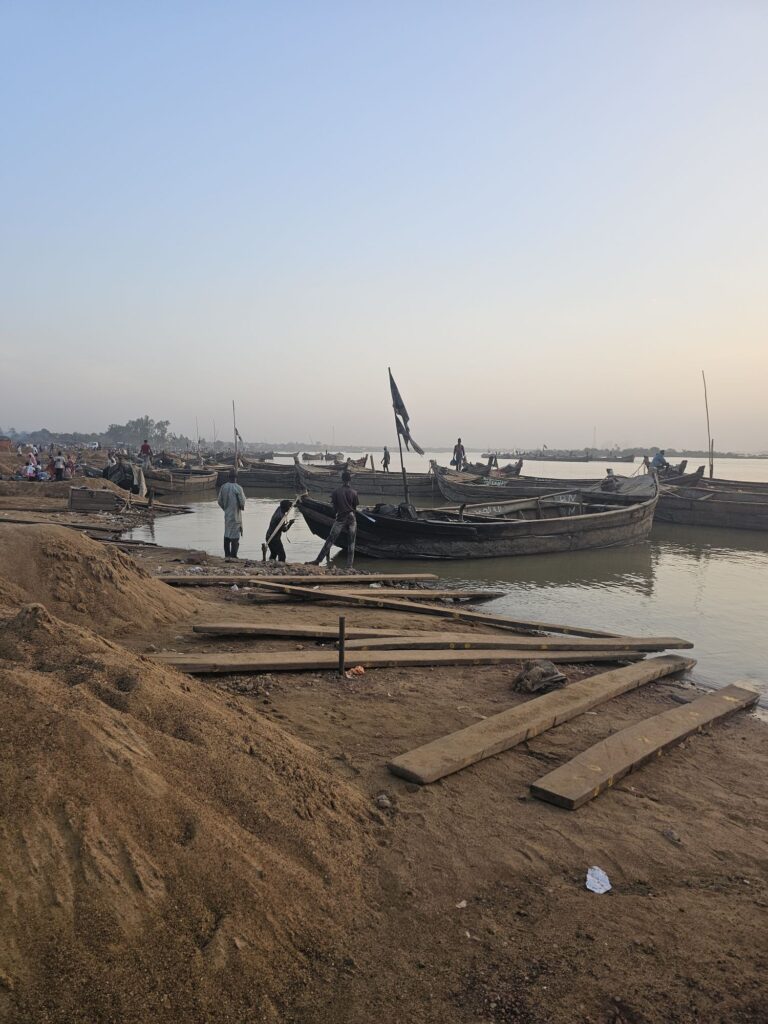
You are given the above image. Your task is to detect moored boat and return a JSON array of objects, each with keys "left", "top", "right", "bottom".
[
  {"left": 297, "top": 476, "right": 659, "bottom": 560},
  {"left": 295, "top": 462, "right": 440, "bottom": 500},
  {"left": 656, "top": 484, "right": 768, "bottom": 531},
  {"left": 144, "top": 468, "right": 218, "bottom": 494}
]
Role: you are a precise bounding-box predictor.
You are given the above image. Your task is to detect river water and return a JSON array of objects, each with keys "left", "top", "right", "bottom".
[{"left": 128, "top": 451, "right": 768, "bottom": 701}]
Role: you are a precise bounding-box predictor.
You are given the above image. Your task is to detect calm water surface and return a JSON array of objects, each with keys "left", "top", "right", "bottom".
[{"left": 129, "top": 452, "right": 768, "bottom": 702}]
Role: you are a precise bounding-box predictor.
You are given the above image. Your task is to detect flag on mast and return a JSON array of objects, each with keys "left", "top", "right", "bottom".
[{"left": 388, "top": 368, "right": 424, "bottom": 455}]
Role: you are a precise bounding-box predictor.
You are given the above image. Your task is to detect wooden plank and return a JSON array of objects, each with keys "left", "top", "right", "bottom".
[
  {"left": 239, "top": 580, "right": 619, "bottom": 638},
  {"left": 242, "top": 587, "right": 503, "bottom": 603},
  {"left": 386, "top": 656, "right": 696, "bottom": 785},
  {"left": 160, "top": 572, "right": 439, "bottom": 587},
  {"left": 344, "top": 633, "right": 693, "bottom": 652},
  {"left": 530, "top": 683, "right": 759, "bottom": 809},
  {"left": 152, "top": 648, "right": 648, "bottom": 675},
  {"left": 192, "top": 623, "right": 415, "bottom": 640}
]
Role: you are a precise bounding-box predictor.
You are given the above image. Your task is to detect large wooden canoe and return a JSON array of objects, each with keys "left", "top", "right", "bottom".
[
  {"left": 215, "top": 462, "right": 299, "bottom": 489},
  {"left": 295, "top": 462, "right": 440, "bottom": 500},
  {"left": 297, "top": 477, "right": 659, "bottom": 560},
  {"left": 432, "top": 462, "right": 703, "bottom": 504},
  {"left": 144, "top": 468, "right": 218, "bottom": 494},
  {"left": 656, "top": 485, "right": 768, "bottom": 530}
]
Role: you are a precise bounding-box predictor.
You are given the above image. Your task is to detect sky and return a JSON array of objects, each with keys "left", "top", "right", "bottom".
[{"left": 1, "top": 1, "right": 767, "bottom": 451}]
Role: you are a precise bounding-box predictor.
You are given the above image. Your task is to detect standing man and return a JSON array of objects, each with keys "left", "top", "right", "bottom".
[
  {"left": 381, "top": 446, "right": 391, "bottom": 472},
  {"left": 217, "top": 469, "right": 246, "bottom": 559},
  {"left": 307, "top": 470, "right": 359, "bottom": 568},
  {"left": 266, "top": 499, "right": 294, "bottom": 562},
  {"left": 139, "top": 438, "right": 153, "bottom": 469},
  {"left": 53, "top": 451, "right": 66, "bottom": 481},
  {"left": 452, "top": 438, "right": 466, "bottom": 471}
]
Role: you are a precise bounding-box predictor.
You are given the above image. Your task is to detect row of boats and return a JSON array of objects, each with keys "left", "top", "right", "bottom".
[{"left": 98, "top": 452, "right": 768, "bottom": 559}]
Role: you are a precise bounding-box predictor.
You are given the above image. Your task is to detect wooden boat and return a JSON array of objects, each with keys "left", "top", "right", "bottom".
[
  {"left": 297, "top": 477, "right": 659, "bottom": 560},
  {"left": 295, "top": 462, "right": 440, "bottom": 500},
  {"left": 432, "top": 462, "right": 703, "bottom": 504},
  {"left": 694, "top": 476, "right": 768, "bottom": 494},
  {"left": 656, "top": 484, "right": 768, "bottom": 531},
  {"left": 216, "top": 462, "right": 299, "bottom": 489},
  {"left": 144, "top": 468, "right": 218, "bottom": 494}
]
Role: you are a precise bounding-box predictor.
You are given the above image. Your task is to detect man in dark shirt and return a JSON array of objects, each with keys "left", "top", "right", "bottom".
[
  {"left": 452, "top": 437, "right": 466, "bottom": 470},
  {"left": 381, "top": 446, "right": 391, "bottom": 472},
  {"left": 265, "top": 499, "right": 294, "bottom": 561},
  {"left": 307, "top": 470, "right": 359, "bottom": 568}
]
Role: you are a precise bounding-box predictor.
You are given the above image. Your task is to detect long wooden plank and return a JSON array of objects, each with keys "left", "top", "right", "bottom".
[
  {"left": 386, "top": 656, "right": 696, "bottom": 785},
  {"left": 153, "top": 648, "right": 647, "bottom": 675},
  {"left": 160, "top": 572, "right": 439, "bottom": 587},
  {"left": 192, "top": 623, "right": 414, "bottom": 640},
  {"left": 343, "top": 633, "right": 692, "bottom": 652},
  {"left": 240, "top": 580, "right": 619, "bottom": 638},
  {"left": 530, "top": 683, "right": 759, "bottom": 809},
  {"left": 243, "top": 587, "right": 503, "bottom": 602}
]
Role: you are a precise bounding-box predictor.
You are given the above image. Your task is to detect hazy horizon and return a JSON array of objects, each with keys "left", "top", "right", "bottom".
[{"left": 2, "top": 3, "right": 767, "bottom": 451}]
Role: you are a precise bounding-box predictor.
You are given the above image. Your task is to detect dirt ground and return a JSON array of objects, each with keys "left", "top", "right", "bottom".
[
  {"left": 1, "top": 522, "right": 767, "bottom": 1023},
  {"left": 121, "top": 557, "right": 768, "bottom": 1024}
]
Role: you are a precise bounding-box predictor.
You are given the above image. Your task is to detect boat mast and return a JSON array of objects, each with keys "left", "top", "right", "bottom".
[
  {"left": 702, "top": 370, "right": 714, "bottom": 478},
  {"left": 232, "top": 400, "right": 238, "bottom": 468}
]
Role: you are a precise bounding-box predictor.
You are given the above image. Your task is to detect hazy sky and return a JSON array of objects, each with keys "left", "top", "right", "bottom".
[{"left": 2, "top": 2, "right": 767, "bottom": 450}]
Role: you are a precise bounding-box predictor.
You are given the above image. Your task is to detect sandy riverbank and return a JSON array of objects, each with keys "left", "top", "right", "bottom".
[{"left": 0, "top": 524, "right": 766, "bottom": 1023}]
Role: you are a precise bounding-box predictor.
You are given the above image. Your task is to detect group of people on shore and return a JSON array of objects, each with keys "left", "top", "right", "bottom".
[
  {"left": 217, "top": 467, "right": 358, "bottom": 568},
  {"left": 13, "top": 448, "right": 78, "bottom": 482}
]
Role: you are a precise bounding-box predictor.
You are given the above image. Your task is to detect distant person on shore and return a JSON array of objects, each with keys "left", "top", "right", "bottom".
[
  {"left": 218, "top": 469, "right": 246, "bottom": 559},
  {"left": 452, "top": 438, "right": 466, "bottom": 470},
  {"left": 650, "top": 450, "right": 669, "bottom": 472},
  {"left": 139, "top": 439, "right": 153, "bottom": 469},
  {"left": 53, "top": 451, "right": 66, "bottom": 481},
  {"left": 266, "top": 499, "right": 294, "bottom": 562},
  {"left": 307, "top": 470, "right": 359, "bottom": 569},
  {"left": 381, "top": 446, "right": 391, "bottom": 472}
]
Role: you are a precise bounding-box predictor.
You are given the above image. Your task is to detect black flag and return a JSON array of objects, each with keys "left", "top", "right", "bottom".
[{"left": 388, "top": 368, "right": 424, "bottom": 456}]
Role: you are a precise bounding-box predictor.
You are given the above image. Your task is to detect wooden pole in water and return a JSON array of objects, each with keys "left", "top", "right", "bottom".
[
  {"left": 338, "top": 616, "right": 346, "bottom": 677},
  {"left": 702, "top": 371, "right": 714, "bottom": 479}
]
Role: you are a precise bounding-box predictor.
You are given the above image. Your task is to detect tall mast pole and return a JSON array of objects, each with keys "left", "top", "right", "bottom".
[
  {"left": 394, "top": 408, "right": 410, "bottom": 505},
  {"left": 232, "top": 400, "right": 238, "bottom": 468},
  {"left": 702, "top": 371, "right": 713, "bottom": 479}
]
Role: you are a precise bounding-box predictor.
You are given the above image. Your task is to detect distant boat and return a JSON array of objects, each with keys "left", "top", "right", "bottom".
[
  {"left": 144, "top": 468, "right": 218, "bottom": 494},
  {"left": 297, "top": 477, "right": 659, "bottom": 560}
]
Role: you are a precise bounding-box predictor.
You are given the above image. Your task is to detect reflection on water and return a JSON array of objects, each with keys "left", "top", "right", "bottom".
[{"left": 128, "top": 488, "right": 768, "bottom": 702}]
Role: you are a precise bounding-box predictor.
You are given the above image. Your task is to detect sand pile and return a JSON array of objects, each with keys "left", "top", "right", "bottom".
[
  {"left": 0, "top": 604, "right": 371, "bottom": 1023},
  {"left": 0, "top": 476, "right": 126, "bottom": 498},
  {"left": 0, "top": 525, "right": 198, "bottom": 634}
]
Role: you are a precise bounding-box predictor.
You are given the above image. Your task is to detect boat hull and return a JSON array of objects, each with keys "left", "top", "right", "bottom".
[
  {"left": 656, "top": 488, "right": 768, "bottom": 530},
  {"left": 298, "top": 489, "right": 658, "bottom": 560},
  {"left": 296, "top": 464, "right": 440, "bottom": 500},
  {"left": 145, "top": 470, "right": 218, "bottom": 494}
]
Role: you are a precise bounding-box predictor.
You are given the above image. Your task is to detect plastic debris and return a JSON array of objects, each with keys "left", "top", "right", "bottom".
[
  {"left": 586, "top": 866, "right": 611, "bottom": 894},
  {"left": 230, "top": 584, "right": 239, "bottom": 591},
  {"left": 345, "top": 665, "right": 365, "bottom": 679},
  {"left": 455, "top": 900, "right": 467, "bottom": 909}
]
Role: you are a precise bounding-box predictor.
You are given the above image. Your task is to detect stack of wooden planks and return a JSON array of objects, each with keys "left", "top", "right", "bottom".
[{"left": 68, "top": 487, "right": 123, "bottom": 512}]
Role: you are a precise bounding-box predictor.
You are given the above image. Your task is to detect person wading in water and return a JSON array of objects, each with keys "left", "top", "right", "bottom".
[
  {"left": 307, "top": 470, "right": 359, "bottom": 568},
  {"left": 217, "top": 469, "right": 246, "bottom": 559}
]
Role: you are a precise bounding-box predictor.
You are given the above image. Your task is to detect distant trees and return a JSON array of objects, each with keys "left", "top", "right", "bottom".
[{"left": 10, "top": 416, "right": 192, "bottom": 450}]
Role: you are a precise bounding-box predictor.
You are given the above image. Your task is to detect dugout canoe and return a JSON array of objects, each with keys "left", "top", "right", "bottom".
[
  {"left": 297, "top": 476, "right": 659, "bottom": 560},
  {"left": 295, "top": 462, "right": 440, "bottom": 500}
]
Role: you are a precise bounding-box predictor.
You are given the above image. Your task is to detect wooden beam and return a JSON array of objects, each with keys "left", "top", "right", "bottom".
[
  {"left": 344, "top": 633, "right": 692, "bottom": 652},
  {"left": 386, "top": 656, "right": 696, "bottom": 785},
  {"left": 239, "top": 580, "right": 619, "bottom": 638},
  {"left": 192, "top": 623, "right": 416, "bottom": 640},
  {"left": 152, "top": 648, "right": 647, "bottom": 675},
  {"left": 159, "top": 572, "right": 439, "bottom": 587},
  {"left": 530, "top": 683, "right": 759, "bottom": 809},
  {"left": 243, "top": 587, "right": 503, "bottom": 603}
]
